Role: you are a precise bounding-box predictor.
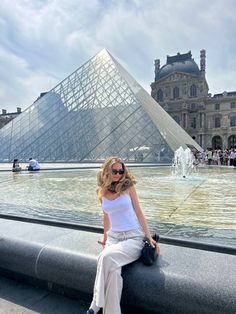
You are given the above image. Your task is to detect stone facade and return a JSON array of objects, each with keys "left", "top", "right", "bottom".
[
  {"left": 0, "top": 108, "right": 22, "bottom": 129},
  {"left": 151, "top": 50, "right": 236, "bottom": 150}
]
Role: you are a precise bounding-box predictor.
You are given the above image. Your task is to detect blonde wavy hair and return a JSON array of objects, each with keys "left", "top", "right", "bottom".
[{"left": 97, "top": 156, "right": 136, "bottom": 201}]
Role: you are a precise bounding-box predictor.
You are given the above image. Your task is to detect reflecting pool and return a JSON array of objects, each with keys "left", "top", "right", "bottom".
[{"left": 0, "top": 165, "right": 235, "bottom": 246}]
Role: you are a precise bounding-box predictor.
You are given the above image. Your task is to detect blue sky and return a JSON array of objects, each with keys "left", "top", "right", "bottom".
[{"left": 0, "top": 0, "right": 236, "bottom": 112}]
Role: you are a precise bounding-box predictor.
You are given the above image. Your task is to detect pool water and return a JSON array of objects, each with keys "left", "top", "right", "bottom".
[{"left": 0, "top": 165, "right": 235, "bottom": 246}]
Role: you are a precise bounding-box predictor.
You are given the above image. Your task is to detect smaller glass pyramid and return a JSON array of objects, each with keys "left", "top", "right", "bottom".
[{"left": 0, "top": 49, "right": 202, "bottom": 163}]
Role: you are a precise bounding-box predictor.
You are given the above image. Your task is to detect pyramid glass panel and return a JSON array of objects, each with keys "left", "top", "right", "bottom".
[{"left": 0, "top": 49, "right": 202, "bottom": 163}]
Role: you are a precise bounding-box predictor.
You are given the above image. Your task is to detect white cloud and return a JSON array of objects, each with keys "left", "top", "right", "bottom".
[
  {"left": 0, "top": 0, "right": 236, "bottom": 111},
  {"left": 0, "top": 45, "right": 58, "bottom": 111}
]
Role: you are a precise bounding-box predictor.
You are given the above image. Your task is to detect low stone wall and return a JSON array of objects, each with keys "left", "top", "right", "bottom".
[{"left": 0, "top": 218, "right": 235, "bottom": 314}]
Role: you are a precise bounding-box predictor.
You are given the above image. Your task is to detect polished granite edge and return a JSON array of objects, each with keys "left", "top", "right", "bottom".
[{"left": 0, "top": 218, "right": 235, "bottom": 314}]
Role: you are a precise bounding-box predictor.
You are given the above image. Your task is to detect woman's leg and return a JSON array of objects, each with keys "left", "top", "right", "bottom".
[
  {"left": 88, "top": 236, "right": 120, "bottom": 314},
  {"left": 93, "top": 233, "right": 144, "bottom": 314},
  {"left": 103, "top": 267, "right": 123, "bottom": 314}
]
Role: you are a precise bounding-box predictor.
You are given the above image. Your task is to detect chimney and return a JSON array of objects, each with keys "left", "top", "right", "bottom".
[
  {"left": 154, "top": 59, "right": 160, "bottom": 77},
  {"left": 17, "top": 107, "right": 21, "bottom": 113},
  {"left": 2, "top": 109, "right": 7, "bottom": 115},
  {"left": 200, "top": 49, "right": 206, "bottom": 73}
]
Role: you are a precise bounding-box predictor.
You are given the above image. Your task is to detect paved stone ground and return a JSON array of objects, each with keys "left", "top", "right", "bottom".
[{"left": 0, "top": 276, "right": 89, "bottom": 314}]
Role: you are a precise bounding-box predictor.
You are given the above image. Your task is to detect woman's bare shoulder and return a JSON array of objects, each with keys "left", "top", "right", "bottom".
[{"left": 126, "top": 185, "right": 136, "bottom": 195}]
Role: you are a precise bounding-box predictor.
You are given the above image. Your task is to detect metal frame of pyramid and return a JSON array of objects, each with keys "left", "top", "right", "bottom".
[{"left": 0, "top": 49, "right": 202, "bottom": 163}]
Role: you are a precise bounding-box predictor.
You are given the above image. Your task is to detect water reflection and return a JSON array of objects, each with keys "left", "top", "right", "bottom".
[{"left": 0, "top": 166, "right": 235, "bottom": 246}]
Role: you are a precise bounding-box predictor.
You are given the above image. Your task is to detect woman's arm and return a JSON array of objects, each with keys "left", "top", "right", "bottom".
[
  {"left": 96, "top": 186, "right": 110, "bottom": 248},
  {"left": 98, "top": 213, "right": 110, "bottom": 248},
  {"left": 103, "top": 212, "right": 110, "bottom": 243},
  {"left": 129, "top": 186, "right": 159, "bottom": 250}
]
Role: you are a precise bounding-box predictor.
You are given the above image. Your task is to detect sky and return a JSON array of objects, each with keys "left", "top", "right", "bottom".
[{"left": 0, "top": 0, "right": 236, "bottom": 113}]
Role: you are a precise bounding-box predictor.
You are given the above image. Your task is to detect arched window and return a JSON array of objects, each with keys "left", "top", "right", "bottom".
[
  {"left": 228, "top": 135, "right": 236, "bottom": 149},
  {"left": 212, "top": 136, "right": 222, "bottom": 149},
  {"left": 190, "top": 84, "right": 197, "bottom": 97},
  {"left": 230, "top": 116, "right": 236, "bottom": 127},
  {"left": 173, "top": 86, "right": 179, "bottom": 99},
  {"left": 156, "top": 89, "right": 163, "bottom": 102},
  {"left": 183, "top": 113, "right": 187, "bottom": 128}
]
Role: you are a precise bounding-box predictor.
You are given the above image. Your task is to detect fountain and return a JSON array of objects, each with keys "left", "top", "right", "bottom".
[{"left": 172, "top": 146, "right": 197, "bottom": 178}]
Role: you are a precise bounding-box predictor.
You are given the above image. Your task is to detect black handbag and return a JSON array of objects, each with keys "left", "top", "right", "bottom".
[{"left": 141, "top": 234, "right": 159, "bottom": 266}]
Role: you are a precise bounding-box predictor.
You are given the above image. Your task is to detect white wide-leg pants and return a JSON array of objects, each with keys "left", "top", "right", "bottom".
[{"left": 92, "top": 228, "right": 145, "bottom": 314}]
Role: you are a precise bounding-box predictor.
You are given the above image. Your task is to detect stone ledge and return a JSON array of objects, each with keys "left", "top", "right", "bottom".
[{"left": 0, "top": 218, "right": 235, "bottom": 314}]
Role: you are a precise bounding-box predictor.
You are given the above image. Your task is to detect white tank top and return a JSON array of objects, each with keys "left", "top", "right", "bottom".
[{"left": 102, "top": 193, "right": 140, "bottom": 231}]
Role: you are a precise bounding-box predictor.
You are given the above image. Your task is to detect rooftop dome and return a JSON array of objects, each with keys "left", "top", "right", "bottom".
[{"left": 155, "top": 51, "right": 200, "bottom": 81}]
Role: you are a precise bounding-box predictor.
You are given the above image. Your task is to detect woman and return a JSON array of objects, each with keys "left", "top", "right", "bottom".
[
  {"left": 12, "top": 159, "right": 21, "bottom": 172},
  {"left": 86, "top": 156, "right": 160, "bottom": 314}
]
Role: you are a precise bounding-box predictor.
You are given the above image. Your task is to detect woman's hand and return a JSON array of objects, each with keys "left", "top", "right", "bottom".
[
  {"left": 148, "top": 237, "right": 161, "bottom": 254},
  {"left": 98, "top": 236, "right": 106, "bottom": 249},
  {"left": 148, "top": 237, "right": 157, "bottom": 248}
]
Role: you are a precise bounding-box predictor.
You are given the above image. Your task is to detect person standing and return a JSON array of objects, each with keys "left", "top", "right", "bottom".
[
  {"left": 223, "top": 149, "right": 229, "bottom": 166},
  {"left": 207, "top": 149, "right": 213, "bottom": 165},
  {"left": 218, "top": 150, "right": 224, "bottom": 165},
  {"left": 85, "top": 156, "right": 160, "bottom": 314},
  {"left": 229, "top": 149, "right": 235, "bottom": 166},
  {"left": 232, "top": 149, "right": 236, "bottom": 167}
]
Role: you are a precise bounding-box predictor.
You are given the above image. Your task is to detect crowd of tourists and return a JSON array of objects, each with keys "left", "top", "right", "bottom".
[{"left": 199, "top": 148, "right": 236, "bottom": 166}]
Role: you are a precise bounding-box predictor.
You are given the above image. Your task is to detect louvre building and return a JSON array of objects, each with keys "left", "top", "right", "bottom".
[
  {"left": 0, "top": 49, "right": 201, "bottom": 163},
  {"left": 151, "top": 50, "right": 236, "bottom": 150}
]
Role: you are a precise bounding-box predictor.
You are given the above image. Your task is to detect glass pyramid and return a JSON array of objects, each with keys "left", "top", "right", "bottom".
[{"left": 0, "top": 49, "right": 202, "bottom": 163}]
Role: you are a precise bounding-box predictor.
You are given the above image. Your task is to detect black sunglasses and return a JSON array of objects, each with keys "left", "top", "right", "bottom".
[{"left": 112, "top": 169, "right": 124, "bottom": 175}]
